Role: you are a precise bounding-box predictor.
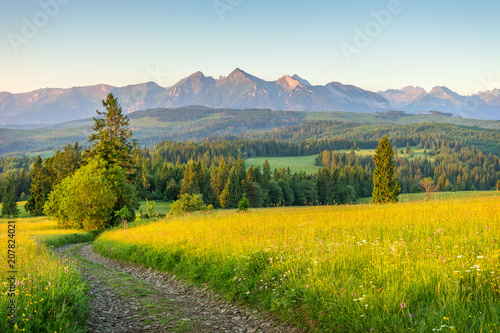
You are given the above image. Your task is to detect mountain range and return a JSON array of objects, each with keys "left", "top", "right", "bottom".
[{"left": 1, "top": 68, "right": 499, "bottom": 125}]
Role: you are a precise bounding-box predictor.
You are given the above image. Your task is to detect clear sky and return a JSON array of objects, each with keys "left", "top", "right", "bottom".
[{"left": 1, "top": 0, "right": 499, "bottom": 94}]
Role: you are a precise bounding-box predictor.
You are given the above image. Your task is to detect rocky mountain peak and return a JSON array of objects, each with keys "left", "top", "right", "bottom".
[{"left": 277, "top": 75, "right": 303, "bottom": 92}]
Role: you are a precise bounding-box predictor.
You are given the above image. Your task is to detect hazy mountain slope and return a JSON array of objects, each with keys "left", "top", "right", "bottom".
[
  {"left": 379, "top": 86, "right": 499, "bottom": 119},
  {"left": 0, "top": 83, "right": 165, "bottom": 125}
]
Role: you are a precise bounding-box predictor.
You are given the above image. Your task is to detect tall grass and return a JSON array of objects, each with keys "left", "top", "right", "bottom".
[
  {"left": 94, "top": 196, "right": 500, "bottom": 332},
  {"left": 0, "top": 218, "right": 91, "bottom": 332}
]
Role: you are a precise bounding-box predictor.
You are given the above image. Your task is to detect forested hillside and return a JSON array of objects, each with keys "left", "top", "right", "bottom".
[
  {"left": 2, "top": 107, "right": 500, "bottom": 156},
  {"left": 2, "top": 114, "right": 500, "bottom": 208}
]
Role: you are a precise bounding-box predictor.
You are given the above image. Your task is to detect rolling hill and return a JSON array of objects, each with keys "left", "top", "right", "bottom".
[{"left": 1, "top": 106, "right": 500, "bottom": 157}]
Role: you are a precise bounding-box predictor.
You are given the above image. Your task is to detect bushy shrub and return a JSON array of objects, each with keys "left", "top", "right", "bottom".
[
  {"left": 238, "top": 194, "right": 249, "bottom": 212},
  {"left": 170, "top": 193, "right": 212, "bottom": 215}
]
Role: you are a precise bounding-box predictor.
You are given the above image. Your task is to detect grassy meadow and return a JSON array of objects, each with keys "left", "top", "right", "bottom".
[
  {"left": 138, "top": 200, "right": 172, "bottom": 216},
  {"left": 338, "top": 147, "right": 436, "bottom": 162},
  {"left": 245, "top": 155, "right": 320, "bottom": 174},
  {"left": 0, "top": 216, "right": 93, "bottom": 332},
  {"left": 94, "top": 195, "right": 500, "bottom": 332},
  {"left": 245, "top": 147, "right": 436, "bottom": 176}
]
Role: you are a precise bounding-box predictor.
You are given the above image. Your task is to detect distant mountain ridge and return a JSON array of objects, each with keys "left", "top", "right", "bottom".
[
  {"left": 379, "top": 86, "right": 499, "bottom": 119},
  {"left": 1, "top": 68, "right": 499, "bottom": 124}
]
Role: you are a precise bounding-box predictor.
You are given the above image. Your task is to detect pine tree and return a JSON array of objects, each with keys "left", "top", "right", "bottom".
[
  {"left": 1, "top": 182, "right": 19, "bottom": 218},
  {"left": 25, "top": 156, "right": 48, "bottom": 216},
  {"left": 372, "top": 136, "right": 400, "bottom": 203},
  {"left": 263, "top": 159, "right": 272, "bottom": 187},
  {"left": 224, "top": 167, "right": 242, "bottom": 209},
  {"left": 180, "top": 162, "right": 200, "bottom": 195},
  {"left": 83, "top": 94, "right": 139, "bottom": 224},
  {"left": 437, "top": 175, "right": 447, "bottom": 191},
  {"left": 45, "top": 143, "right": 82, "bottom": 186},
  {"left": 316, "top": 168, "right": 331, "bottom": 205},
  {"left": 86, "top": 93, "right": 134, "bottom": 172}
]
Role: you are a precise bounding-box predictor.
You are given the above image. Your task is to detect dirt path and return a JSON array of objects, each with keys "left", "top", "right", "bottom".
[{"left": 56, "top": 244, "right": 303, "bottom": 333}]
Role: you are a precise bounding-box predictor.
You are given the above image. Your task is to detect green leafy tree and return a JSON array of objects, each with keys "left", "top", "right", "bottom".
[
  {"left": 300, "top": 179, "right": 318, "bottom": 205},
  {"left": 44, "top": 159, "right": 117, "bottom": 231},
  {"left": 85, "top": 93, "right": 134, "bottom": 173},
  {"left": 115, "top": 206, "right": 134, "bottom": 228},
  {"left": 278, "top": 179, "right": 294, "bottom": 206},
  {"left": 1, "top": 182, "right": 19, "bottom": 218},
  {"left": 372, "top": 136, "right": 400, "bottom": 203},
  {"left": 105, "top": 164, "right": 139, "bottom": 225},
  {"left": 496, "top": 179, "right": 500, "bottom": 191},
  {"left": 267, "top": 180, "right": 284, "bottom": 206},
  {"left": 25, "top": 156, "right": 49, "bottom": 216},
  {"left": 165, "top": 179, "right": 180, "bottom": 200},
  {"left": 238, "top": 194, "right": 250, "bottom": 212}
]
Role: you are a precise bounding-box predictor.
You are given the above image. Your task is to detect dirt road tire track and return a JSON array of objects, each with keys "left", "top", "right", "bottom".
[{"left": 56, "top": 243, "right": 304, "bottom": 333}]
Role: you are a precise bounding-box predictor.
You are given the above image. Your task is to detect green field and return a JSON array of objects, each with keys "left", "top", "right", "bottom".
[
  {"left": 25, "top": 150, "right": 57, "bottom": 159},
  {"left": 339, "top": 147, "right": 436, "bottom": 161},
  {"left": 138, "top": 200, "right": 172, "bottom": 216},
  {"left": 245, "top": 155, "right": 320, "bottom": 174},
  {"left": 245, "top": 147, "right": 435, "bottom": 176},
  {"left": 0, "top": 200, "right": 30, "bottom": 218}
]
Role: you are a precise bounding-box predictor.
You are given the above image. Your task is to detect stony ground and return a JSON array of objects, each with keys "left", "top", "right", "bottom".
[{"left": 56, "top": 244, "right": 304, "bottom": 333}]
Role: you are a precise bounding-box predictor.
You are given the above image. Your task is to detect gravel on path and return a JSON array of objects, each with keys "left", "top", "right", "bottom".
[{"left": 56, "top": 243, "right": 304, "bottom": 333}]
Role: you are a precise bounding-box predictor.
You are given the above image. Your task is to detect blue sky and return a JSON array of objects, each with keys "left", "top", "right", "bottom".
[{"left": 1, "top": 0, "right": 499, "bottom": 94}]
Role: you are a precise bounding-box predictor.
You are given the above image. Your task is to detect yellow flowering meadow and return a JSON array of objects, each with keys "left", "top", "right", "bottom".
[
  {"left": 0, "top": 218, "right": 91, "bottom": 333},
  {"left": 95, "top": 196, "right": 500, "bottom": 332}
]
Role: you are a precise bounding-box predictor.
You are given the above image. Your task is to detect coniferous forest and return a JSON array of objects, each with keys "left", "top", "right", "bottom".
[{"left": 6, "top": 110, "right": 499, "bottom": 213}]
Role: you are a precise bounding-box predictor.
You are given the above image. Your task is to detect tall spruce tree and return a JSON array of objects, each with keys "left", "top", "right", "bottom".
[
  {"left": 25, "top": 156, "right": 48, "bottom": 216},
  {"left": 84, "top": 93, "right": 139, "bottom": 224},
  {"left": 2, "top": 182, "right": 19, "bottom": 218},
  {"left": 86, "top": 93, "right": 134, "bottom": 172},
  {"left": 222, "top": 167, "right": 243, "bottom": 209},
  {"left": 262, "top": 159, "right": 272, "bottom": 187},
  {"left": 372, "top": 136, "right": 400, "bottom": 203}
]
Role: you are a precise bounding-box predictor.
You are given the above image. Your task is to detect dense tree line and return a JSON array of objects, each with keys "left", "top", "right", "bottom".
[
  {"left": 172, "top": 156, "right": 371, "bottom": 208},
  {"left": 25, "top": 143, "right": 83, "bottom": 215},
  {"left": 3, "top": 116, "right": 500, "bottom": 214},
  {"left": 0, "top": 156, "right": 34, "bottom": 201},
  {"left": 316, "top": 144, "right": 500, "bottom": 193}
]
